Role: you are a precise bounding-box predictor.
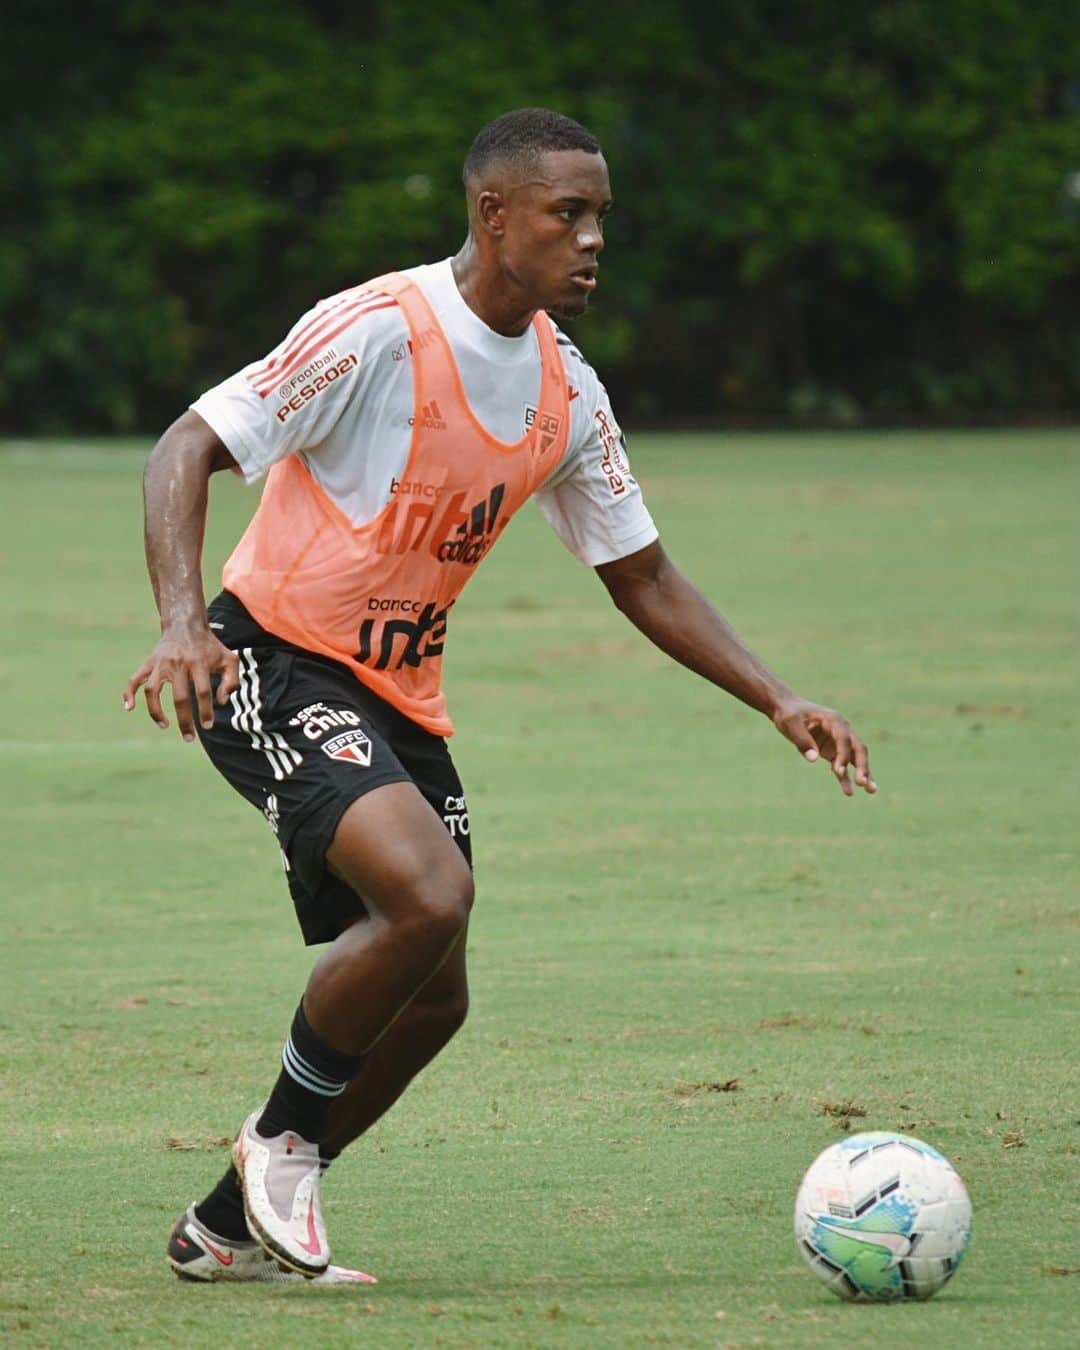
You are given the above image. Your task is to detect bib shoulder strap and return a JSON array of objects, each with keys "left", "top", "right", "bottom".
[
  {"left": 363, "top": 271, "right": 412, "bottom": 297},
  {"left": 367, "top": 268, "right": 442, "bottom": 340},
  {"left": 532, "top": 309, "right": 560, "bottom": 358},
  {"left": 532, "top": 310, "right": 568, "bottom": 400}
]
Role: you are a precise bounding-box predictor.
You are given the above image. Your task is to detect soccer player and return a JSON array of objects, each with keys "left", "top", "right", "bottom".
[{"left": 123, "top": 108, "right": 875, "bottom": 1284}]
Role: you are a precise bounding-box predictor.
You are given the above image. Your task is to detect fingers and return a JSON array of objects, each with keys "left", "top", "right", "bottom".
[
  {"left": 142, "top": 671, "right": 171, "bottom": 731},
  {"left": 124, "top": 661, "right": 204, "bottom": 738},
  {"left": 192, "top": 668, "right": 216, "bottom": 732},
  {"left": 829, "top": 724, "right": 855, "bottom": 796},
  {"left": 216, "top": 648, "right": 241, "bottom": 705},
  {"left": 852, "top": 734, "right": 877, "bottom": 794},
  {"left": 784, "top": 717, "right": 821, "bottom": 763},
  {"left": 124, "top": 631, "right": 238, "bottom": 739},
  {"left": 122, "top": 661, "right": 153, "bottom": 712},
  {"left": 136, "top": 665, "right": 219, "bottom": 740},
  {"left": 170, "top": 673, "right": 197, "bottom": 741},
  {"left": 785, "top": 705, "right": 878, "bottom": 797},
  {"left": 827, "top": 720, "right": 877, "bottom": 795}
]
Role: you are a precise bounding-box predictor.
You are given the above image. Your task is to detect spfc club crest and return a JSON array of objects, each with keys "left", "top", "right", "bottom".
[
  {"left": 536, "top": 410, "right": 562, "bottom": 456},
  {"left": 322, "top": 729, "right": 373, "bottom": 766},
  {"left": 524, "top": 406, "right": 563, "bottom": 456}
]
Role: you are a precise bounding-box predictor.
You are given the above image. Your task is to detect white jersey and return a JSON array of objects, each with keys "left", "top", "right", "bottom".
[{"left": 191, "top": 258, "right": 657, "bottom": 568}]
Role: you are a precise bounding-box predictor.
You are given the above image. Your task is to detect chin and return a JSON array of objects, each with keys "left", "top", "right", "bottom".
[{"left": 547, "top": 296, "right": 590, "bottom": 322}]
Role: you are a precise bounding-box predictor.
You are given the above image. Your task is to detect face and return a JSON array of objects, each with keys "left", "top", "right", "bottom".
[{"left": 484, "top": 149, "right": 612, "bottom": 321}]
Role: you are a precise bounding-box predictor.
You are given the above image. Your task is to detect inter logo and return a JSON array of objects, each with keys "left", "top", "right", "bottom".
[
  {"left": 355, "top": 601, "right": 452, "bottom": 672},
  {"left": 375, "top": 482, "right": 508, "bottom": 565}
]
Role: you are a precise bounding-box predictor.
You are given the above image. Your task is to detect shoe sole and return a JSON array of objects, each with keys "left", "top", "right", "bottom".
[
  {"left": 171, "top": 1263, "right": 215, "bottom": 1283},
  {"left": 166, "top": 1248, "right": 229, "bottom": 1283},
  {"left": 232, "top": 1132, "right": 328, "bottom": 1279}
]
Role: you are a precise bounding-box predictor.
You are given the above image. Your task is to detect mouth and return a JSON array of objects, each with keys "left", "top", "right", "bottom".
[{"left": 569, "top": 265, "right": 598, "bottom": 292}]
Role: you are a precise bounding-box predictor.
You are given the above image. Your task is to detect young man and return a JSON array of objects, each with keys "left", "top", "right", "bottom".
[{"left": 124, "top": 108, "right": 875, "bottom": 1284}]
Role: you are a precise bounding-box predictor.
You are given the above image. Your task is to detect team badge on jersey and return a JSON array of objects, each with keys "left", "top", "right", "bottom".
[
  {"left": 322, "top": 729, "right": 373, "bottom": 766},
  {"left": 523, "top": 405, "right": 563, "bottom": 456}
]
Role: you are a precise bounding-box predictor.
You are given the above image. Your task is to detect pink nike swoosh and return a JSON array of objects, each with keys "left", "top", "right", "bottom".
[
  {"left": 202, "top": 1238, "right": 234, "bottom": 1266},
  {"left": 298, "top": 1201, "right": 323, "bottom": 1256}
]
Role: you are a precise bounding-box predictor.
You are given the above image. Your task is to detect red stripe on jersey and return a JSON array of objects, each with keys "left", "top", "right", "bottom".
[
  {"left": 254, "top": 298, "right": 397, "bottom": 397},
  {"left": 246, "top": 290, "right": 375, "bottom": 386},
  {"left": 251, "top": 298, "right": 398, "bottom": 398},
  {"left": 247, "top": 288, "right": 383, "bottom": 389},
  {"left": 256, "top": 287, "right": 380, "bottom": 373},
  {"left": 248, "top": 292, "right": 385, "bottom": 391}
]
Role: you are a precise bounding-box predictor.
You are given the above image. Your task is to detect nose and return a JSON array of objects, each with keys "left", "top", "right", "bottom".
[{"left": 577, "top": 217, "right": 604, "bottom": 253}]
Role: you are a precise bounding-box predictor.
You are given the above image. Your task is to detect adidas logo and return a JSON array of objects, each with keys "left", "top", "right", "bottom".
[
  {"left": 408, "top": 399, "right": 447, "bottom": 430},
  {"left": 435, "top": 483, "right": 505, "bottom": 564}
]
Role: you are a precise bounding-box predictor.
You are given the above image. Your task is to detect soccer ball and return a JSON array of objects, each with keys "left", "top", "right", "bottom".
[{"left": 794, "top": 1131, "right": 972, "bottom": 1301}]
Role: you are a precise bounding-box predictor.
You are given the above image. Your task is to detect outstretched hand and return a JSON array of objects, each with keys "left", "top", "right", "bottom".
[
  {"left": 772, "top": 698, "right": 877, "bottom": 797},
  {"left": 122, "top": 625, "right": 240, "bottom": 741}
]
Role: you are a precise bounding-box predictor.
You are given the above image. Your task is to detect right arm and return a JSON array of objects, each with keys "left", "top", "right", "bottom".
[
  {"left": 125, "top": 287, "right": 401, "bottom": 735},
  {"left": 121, "top": 409, "right": 242, "bottom": 740}
]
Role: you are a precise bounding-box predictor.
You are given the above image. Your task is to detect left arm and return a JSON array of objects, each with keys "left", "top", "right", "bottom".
[{"left": 596, "top": 540, "right": 876, "bottom": 797}]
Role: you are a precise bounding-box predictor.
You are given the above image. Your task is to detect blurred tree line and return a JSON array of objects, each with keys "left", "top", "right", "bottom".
[{"left": 4, "top": 0, "right": 1078, "bottom": 432}]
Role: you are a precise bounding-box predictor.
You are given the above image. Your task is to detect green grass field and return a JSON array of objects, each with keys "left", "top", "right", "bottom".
[{"left": 1, "top": 431, "right": 1077, "bottom": 1348}]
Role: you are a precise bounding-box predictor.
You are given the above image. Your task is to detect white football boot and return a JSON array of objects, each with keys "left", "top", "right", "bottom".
[
  {"left": 167, "top": 1204, "right": 375, "bottom": 1284},
  {"left": 232, "top": 1110, "right": 331, "bottom": 1276}
]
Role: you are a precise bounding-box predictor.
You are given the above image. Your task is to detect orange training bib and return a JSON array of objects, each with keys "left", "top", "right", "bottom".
[{"left": 222, "top": 272, "right": 571, "bottom": 736}]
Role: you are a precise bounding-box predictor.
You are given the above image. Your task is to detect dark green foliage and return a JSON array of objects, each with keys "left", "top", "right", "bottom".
[{"left": 4, "top": 0, "right": 1078, "bottom": 431}]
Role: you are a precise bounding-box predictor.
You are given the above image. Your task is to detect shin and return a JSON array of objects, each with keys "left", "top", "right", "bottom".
[{"left": 321, "top": 933, "right": 469, "bottom": 1156}]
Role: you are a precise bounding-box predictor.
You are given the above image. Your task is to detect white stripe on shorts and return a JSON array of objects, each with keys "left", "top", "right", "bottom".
[{"left": 229, "top": 648, "right": 302, "bottom": 782}]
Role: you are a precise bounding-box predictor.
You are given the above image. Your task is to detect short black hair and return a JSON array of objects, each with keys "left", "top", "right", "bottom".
[{"left": 463, "top": 108, "right": 601, "bottom": 185}]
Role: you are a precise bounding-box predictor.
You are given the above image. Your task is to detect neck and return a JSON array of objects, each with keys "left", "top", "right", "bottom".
[{"left": 451, "top": 239, "right": 536, "bottom": 337}]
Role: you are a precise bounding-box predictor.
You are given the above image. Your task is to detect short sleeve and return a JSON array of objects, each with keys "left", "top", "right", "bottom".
[
  {"left": 533, "top": 359, "right": 658, "bottom": 567},
  {"left": 190, "top": 288, "right": 400, "bottom": 484}
]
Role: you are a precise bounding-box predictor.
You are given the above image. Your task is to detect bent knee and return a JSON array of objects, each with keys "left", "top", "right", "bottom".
[{"left": 404, "top": 865, "right": 474, "bottom": 948}]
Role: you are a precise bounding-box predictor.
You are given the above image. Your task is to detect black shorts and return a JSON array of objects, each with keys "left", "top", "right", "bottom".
[{"left": 197, "top": 592, "right": 471, "bottom": 946}]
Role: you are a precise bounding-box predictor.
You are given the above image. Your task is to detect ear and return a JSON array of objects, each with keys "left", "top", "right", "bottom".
[{"left": 475, "top": 189, "right": 507, "bottom": 238}]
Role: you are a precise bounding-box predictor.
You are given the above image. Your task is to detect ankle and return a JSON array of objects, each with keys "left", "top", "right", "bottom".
[{"left": 257, "top": 1001, "right": 367, "bottom": 1142}]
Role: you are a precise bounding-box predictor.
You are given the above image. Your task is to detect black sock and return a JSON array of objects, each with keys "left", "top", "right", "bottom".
[
  {"left": 194, "top": 1165, "right": 249, "bottom": 1242},
  {"left": 256, "top": 1001, "right": 367, "bottom": 1143}
]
